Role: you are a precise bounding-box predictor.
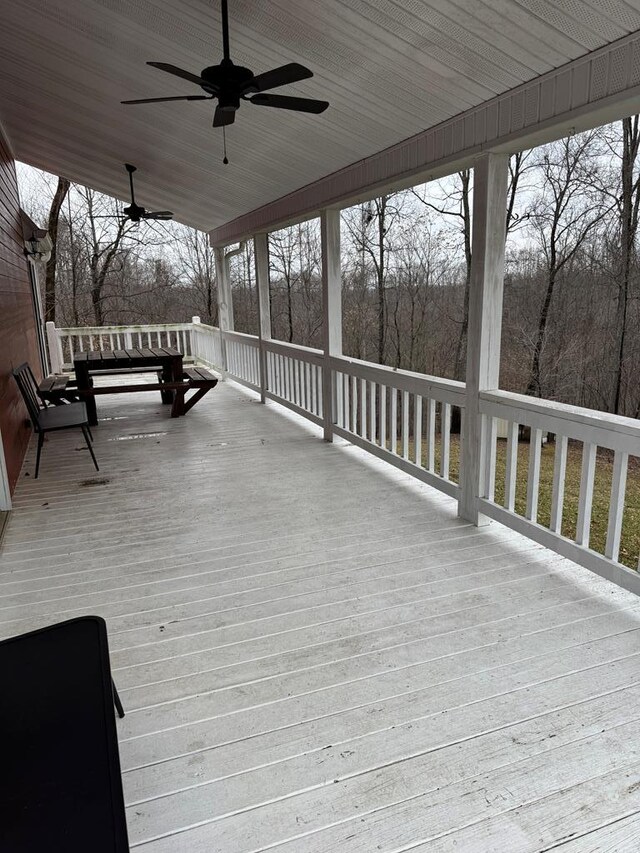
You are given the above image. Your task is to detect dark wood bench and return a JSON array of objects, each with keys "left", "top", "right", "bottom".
[{"left": 38, "top": 373, "right": 80, "bottom": 404}]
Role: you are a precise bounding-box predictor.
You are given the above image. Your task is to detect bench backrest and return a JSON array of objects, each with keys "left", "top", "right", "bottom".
[{"left": 12, "top": 362, "right": 44, "bottom": 430}]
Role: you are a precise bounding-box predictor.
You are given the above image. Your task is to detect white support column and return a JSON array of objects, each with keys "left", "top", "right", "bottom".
[
  {"left": 459, "top": 153, "right": 509, "bottom": 525},
  {"left": 215, "top": 247, "right": 232, "bottom": 376},
  {"left": 320, "top": 208, "right": 342, "bottom": 442},
  {"left": 45, "top": 321, "right": 63, "bottom": 374},
  {"left": 254, "top": 232, "right": 271, "bottom": 404}
]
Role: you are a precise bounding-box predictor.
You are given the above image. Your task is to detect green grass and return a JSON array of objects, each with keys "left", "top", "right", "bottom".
[{"left": 395, "top": 434, "right": 640, "bottom": 571}]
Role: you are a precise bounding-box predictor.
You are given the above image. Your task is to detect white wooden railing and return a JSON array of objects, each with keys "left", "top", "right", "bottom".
[
  {"left": 45, "top": 319, "right": 640, "bottom": 592},
  {"left": 264, "top": 340, "right": 324, "bottom": 425},
  {"left": 223, "top": 331, "right": 261, "bottom": 391},
  {"left": 190, "top": 319, "right": 223, "bottom": 370},
  {"left": 331, "top": 355, "right": 465, "bottom": 499},
  {"left": 46, "top": 321, "right": 194, "bottom": 372},
  {"left": 479, "top": 390, "right": 640, "bottom": 590}
]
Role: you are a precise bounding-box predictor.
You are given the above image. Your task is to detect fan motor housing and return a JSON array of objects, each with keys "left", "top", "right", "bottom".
[
  {"left": 124, "top": 204, "right": 144, "bottom": 222},
  {"left": 200, "top": 61, "right": 254, "bottom": 95}
]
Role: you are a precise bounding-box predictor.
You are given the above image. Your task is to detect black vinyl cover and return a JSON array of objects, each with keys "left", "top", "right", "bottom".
[{"left": 0, "top": 616, "right": 129, "bottom": 851}]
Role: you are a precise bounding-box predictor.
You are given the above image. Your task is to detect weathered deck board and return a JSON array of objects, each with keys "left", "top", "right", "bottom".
[{"left": 1, "top": 377, "right": 639, "bottom": 852}]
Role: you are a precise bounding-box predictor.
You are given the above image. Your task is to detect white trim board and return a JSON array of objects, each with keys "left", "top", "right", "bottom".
[{"left": 210, "top": 30, "right": 640, "bottom": 246}]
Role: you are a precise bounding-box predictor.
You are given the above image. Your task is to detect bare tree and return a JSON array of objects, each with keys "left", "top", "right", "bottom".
[
  {"left": 174, "top": 225, "right": 217, "bottom": 324},
  {"left": 525, "top": 132, "right": 613, "bottom": 397},
  {"left": 597, "top": 117, "right": 640, "bottom": 413},
  {"left": 44, "top": 176, "right": 70, "bottom": 323}
]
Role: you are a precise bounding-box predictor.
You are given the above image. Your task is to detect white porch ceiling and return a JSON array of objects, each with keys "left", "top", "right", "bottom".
[{"left": 2, "top": 0, "right": 640, "bottom": 232}]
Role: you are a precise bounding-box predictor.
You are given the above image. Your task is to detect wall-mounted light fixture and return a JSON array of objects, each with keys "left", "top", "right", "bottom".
[{"left": 24, "top": 227, "right": 53, "bottom": 263}]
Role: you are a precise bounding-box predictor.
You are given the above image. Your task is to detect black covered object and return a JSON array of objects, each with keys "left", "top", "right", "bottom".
[{"left": 0, "top": 616, "right": 129, "bottom": 852}]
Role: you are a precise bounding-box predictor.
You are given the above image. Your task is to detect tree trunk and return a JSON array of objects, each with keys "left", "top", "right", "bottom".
[
  {"left": 612, "top": 116, "right": 639, "bottom": 414},
  {"left": 452, "top": 170, "right": 471, "bottom": 382},
  {"left": 526, "top": 270, "right": 556, "bottom": 397},
  {"left": 377, "top": 197, "right": 387, "bottom": 364},
  {"left": 44, "top": 177, "right": 70, "bottom": 323}
]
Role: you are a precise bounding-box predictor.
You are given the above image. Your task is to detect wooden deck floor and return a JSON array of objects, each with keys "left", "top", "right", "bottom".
[{"left": 2, "top": 378, "right": 640, "bottom": 852}]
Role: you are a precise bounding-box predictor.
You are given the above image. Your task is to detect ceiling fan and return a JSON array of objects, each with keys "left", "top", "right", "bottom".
[
  {"left": 122, "top": 163, "right": 173, "bottom": 222},
  {"left": 120, "top": 0, "right": 329, "bottom": 127}
]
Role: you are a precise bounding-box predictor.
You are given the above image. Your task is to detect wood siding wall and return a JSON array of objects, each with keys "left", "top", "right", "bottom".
[{"left": 0, "top": 128, "right": 40, "bottom": 493}]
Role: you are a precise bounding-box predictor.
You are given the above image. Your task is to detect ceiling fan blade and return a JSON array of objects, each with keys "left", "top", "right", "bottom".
[
  {"left": 213, "top": 105, "right": 235, "bottom": 127},
  {"left": 121, "top": 95, "right": 211, "bottom": 104},
  {"left": 241, "top": 63, "right": 313, "bottom": 94},
  {"left": 144, "top": 212, "right": 174, "bottom": 219},
  {"left": 249, "top": 93, "right": 329, "bottom": 114},
  {"left": 147, "top": 62, "right": 211, "bottom": 89}
]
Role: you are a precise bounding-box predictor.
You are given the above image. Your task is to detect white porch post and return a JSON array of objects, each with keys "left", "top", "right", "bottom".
[
  {"left": 214, "top": 247, "right": 232, "bottom": 375},
  {"left": 320, "top": 208, "right": 342, "bottom": 442},
  {"left": 459, "top": 153, "right": 509, "bottom": 525},
  {"left": 254, "top": 232, "right": 271, "bottom": 403},
  {"left": 45, "top": 320, "right": 63, "bottom": 374}
]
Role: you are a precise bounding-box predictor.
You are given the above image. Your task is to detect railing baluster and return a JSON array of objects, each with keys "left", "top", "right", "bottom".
[
  {"left": 380, "top": 385, "right": 387, "bottom": 448},
  {"left": 426, "top": 398, "right": 436, "bottom": 472},
  {"left": 343, "top": 371, "right": 350, "bottom": 430},
  {"left": 576, "top": 441, "right": 597, "bottom": 547},
  {"left": 414, "top": 396, "right": 422, "bottom": 467},
  {"left": 89, "top": 335, "right": 95, "bottom": 351},
  {"left": 369, "top": 381, "right": 376, "bottom": 444},
  {"left": 360, "top": 378, "right": 366, "bottom": 439},
  {"left": 78, "top": 336, "right": 84, "bottom": 352},
  {"left": 390, "top": 387, "right": 398, "bottom": 454},
  {"left": 281, "top": 355, "right": 286, "bottom": 399},
  {"left": 550, "top": 434, "right": 568, "bottom": 533},
  {"left": 504, "top": 421, "right": 519, "bottom": 511},
  {"left": 483, "top": 415, "right": 497, "bottom": 501},
  {"left": 605, "top": 450, "right": 629, "bottom": 561},
  {"left": 402, "top": 391, "right": 409, "bottom": 459},
  {"left": 351, "top": 374, "right": 358, "bottom": 433},
  {"left": 526, "top": 428, "right": 543, "bottom": 522},
  {"left": 317, "top": 365, "right": 323, "bottom": 418},
  {"left": 441, "top": 402, "right": 451, "bottom": 479}
]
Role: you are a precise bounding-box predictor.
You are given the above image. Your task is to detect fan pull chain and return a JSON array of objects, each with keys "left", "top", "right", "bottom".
[{"left": 223, "top": 127, "right": 229, "bottom": 165}]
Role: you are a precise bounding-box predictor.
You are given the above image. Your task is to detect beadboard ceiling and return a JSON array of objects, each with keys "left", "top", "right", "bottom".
[{"left": 1, "top": 0, "right": 640, "bottom": 231}]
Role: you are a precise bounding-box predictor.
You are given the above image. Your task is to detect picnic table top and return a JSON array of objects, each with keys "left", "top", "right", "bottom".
[{"left": 74, "top": 347, "right": 182, "bottom": 366}]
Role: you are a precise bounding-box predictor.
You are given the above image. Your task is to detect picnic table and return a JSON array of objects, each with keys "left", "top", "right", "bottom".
[{"left": 74, "top": 347, "right": 183, "bottom": 425}]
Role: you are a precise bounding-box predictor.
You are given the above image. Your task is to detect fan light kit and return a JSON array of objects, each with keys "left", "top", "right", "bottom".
[{"left": 121, "top": 0, "right": 329, "bottom": 163}]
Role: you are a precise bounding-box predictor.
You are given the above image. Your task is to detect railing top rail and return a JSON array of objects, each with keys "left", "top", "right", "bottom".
[
  {"left": 263, "top": 338, "right": 324, "bottom": 362},
  {"left": 57, "top": 323, "right": 193, "bottom": 333},
  {"left": 331, "top": 354, "right": 466, "bottom": 405},
  {"left": 194, "top": 323, "right": 219, "bottom": 332},
  {"left": 481, "top": 389, "right": 640, "bottom": 444},
  {"left": 222, "top": 329, "right": 260, "bottom": 345}
]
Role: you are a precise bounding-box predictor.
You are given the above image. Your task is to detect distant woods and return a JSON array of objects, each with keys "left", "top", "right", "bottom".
[{"left": 19, "top": 116, "right": 640, "bottom": 418}]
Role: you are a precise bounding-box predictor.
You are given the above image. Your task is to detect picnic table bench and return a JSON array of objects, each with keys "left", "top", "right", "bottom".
[
  {"left": 40, "top": 365, "right": 218, "bottom": 422},
  {"left": 49, "top": 349, "right": 221, "bottom": 424}
]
